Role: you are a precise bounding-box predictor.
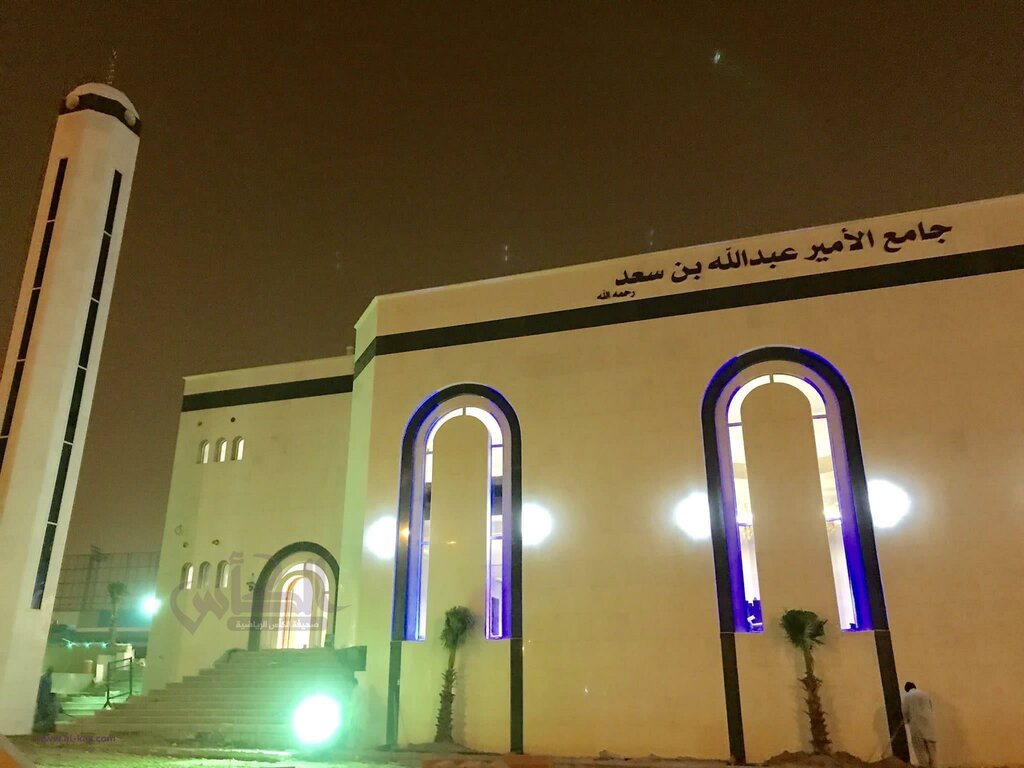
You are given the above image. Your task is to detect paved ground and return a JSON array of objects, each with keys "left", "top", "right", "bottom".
[{"left": 10, "top": 737, "right": 413, "bottom": 768}]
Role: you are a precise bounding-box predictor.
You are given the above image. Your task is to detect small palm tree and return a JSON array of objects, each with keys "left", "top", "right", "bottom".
[
  {"left": 780, "top": 609, "right": 832, "bottom": 755},
  {"left": 107, "top": 581, "right": 128, "bottom": 646},
  {"left": 433, "top": 605, "right": 475, "bottom": 743}
]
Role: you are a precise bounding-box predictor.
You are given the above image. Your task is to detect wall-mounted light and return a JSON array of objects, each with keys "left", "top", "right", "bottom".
[
  {"left": 365, "top": 516, "right": 398, "bottom": 560},
  {"left": 673, "top": 492, "right": 711, "bottom": 540},
  {"left": 141, "top": 595, "right": 161, "bottom": 617},
  {"left": 868, "top": 479, "right": 911, "bottom": 529},
  {"left": 521, "top": 503, "right": 553, "bottom": 546}
]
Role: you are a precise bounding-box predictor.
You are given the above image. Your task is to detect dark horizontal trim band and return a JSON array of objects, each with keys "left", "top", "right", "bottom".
[
  {"left": 354, "top": 244, "right": 1024, "bottom": 378},
  {"left": 181, "top": 375, "right": 352, "bottom": 412},
  {"left": 59, "top": 92, "right": 142, "bottom": 135}
]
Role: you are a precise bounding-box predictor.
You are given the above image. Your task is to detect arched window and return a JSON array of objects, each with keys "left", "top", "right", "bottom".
[
  {"left": 702, "top": 347, "right": 902, "bottom": 766},
  {"left": 231, "top": 436, "right": 245, "bottom": 461},
  {"left": 216, "top": 560, "right": 230, "bottom": 589},
  {"left": 215, "top": 439, "right": 228, "bottom": 462},
  {"left": 721, "top": 370, "right": 858, "bottom": 631},
  {"left": 198, "top": 440, "right": 210, "bottom": 464},
  {"left": 197, "top": 561, "right": 211, "bottom": 589},
  {"left": 407, "top": 403, "right": 508, "bottom": 641},
  {"left": 180, "top": 562, "right": 194, "bottom": 590},
  {"left": 389, "top": 384, "right": 524, "bottom": 753},
  {"left": 705, "top": 350, "right": 876, "bottom": 635}
]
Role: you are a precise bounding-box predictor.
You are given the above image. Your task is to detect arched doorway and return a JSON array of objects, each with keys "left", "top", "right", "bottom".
[
  {"left": 273, "top": 560, "right": 332, "bottom": 649},
  {"left": 247, "top": 542, "right": 339, "bottom": 652}
]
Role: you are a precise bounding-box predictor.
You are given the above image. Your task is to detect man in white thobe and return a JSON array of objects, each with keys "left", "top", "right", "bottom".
[{"left": 902, "top": 681, "right": 938, "bottom": 767}]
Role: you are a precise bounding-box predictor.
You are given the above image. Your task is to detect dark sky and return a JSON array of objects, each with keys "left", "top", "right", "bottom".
[{"left": 1, "top": 2, "right": 1022, "bottom": 557}]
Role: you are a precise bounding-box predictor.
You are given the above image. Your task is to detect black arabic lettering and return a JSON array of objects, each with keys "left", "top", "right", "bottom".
[
  {"left": 671, "top": 261, "right": 703, "bottom": 283},
  {"left": 882, "top": 228, "right": 917, "bottom": 253},
  {"left": 918, "top": 222, "right": 952, "bottom": 242}
]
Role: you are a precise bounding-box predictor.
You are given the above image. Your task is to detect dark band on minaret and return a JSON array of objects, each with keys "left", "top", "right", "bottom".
[{"left": 60, "top": 92, "right": 142, "bottom": 135}]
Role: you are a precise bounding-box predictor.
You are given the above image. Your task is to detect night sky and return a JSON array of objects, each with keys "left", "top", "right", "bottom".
[{"left": 1, "top": 2, "right": 1021, "bottom": 557}]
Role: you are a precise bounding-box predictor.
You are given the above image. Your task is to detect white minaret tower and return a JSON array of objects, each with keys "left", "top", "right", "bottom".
[{"left": 0, "top": 83, "right": 141, "bottom": 734}]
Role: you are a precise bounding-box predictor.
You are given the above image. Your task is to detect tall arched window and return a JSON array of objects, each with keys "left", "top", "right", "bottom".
[
  {"left": 388, "top": 383, "right": 524, "bottom": 753},
  {"left": 702, "top": 347, "right": 901, "bottom": 766},
  {"left": 722, "top": 370, "right": 857, "bottom": 631},
  {"left": 215, "top": 438, "right": 228, "bottom": 462},
  {"left": 180, "top": 562, "right": 194, "bottom": 590},
  {"left": 198, "top": 440, "right": 210, "bottom": 464},
  {"left": 231, "top": 436, "right": 245, "bottom": 461},
  {"left": 406, "top": 400, "right": 509, "bottom": 641},
  {"left": 197, "top": 561, "right": 211, "bottom": 589},
  {"left": 704, "top": 349, "right": 876, "bottom": 636},
  {"left": 216, "top": 560, "right": 230, "bottom": 589}
]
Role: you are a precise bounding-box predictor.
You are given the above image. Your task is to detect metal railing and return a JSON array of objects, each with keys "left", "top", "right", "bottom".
[{"left": 103, "top": 656, "right": 134, "bottom": 709}]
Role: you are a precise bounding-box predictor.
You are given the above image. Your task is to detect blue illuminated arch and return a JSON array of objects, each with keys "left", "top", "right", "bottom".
[
  {"left": 386, "top": 383, "right": 523, "bottom": 752},
  {"left": 700, "top": 346, "right": 906, "bottom": 764}
]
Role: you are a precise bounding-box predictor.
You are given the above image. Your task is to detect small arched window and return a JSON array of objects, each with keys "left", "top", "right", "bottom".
[
  {"left": 180, "top": 562, "right": 194, "bottom": 590},
  {"left": 216, "top": 560, "right": 230, "bottom": 589},
  {"left": 197, "top": 561, "right": 211, "bottom": 589},
  {"left": 215, "top": 439, "right": 228, "bottom": 462},
  {"left": 198, "top": 441, "right": 210, "bottom": 464},
  {"left": 232, "top": 437, "right": 245, "bottom": 461}
]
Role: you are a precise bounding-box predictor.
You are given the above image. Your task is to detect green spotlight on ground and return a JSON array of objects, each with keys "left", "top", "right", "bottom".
[{"left": 291, "top": 694, "right": 342, "bottom": 746}]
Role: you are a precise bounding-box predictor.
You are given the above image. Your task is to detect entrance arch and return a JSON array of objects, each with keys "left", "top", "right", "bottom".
[{"left": 247, "top": 541, "right": 339, "bottom": 651}]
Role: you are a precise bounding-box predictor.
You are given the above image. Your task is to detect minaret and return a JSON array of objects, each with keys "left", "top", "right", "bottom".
[{"left": 0, "top": 83, "right": 141, "bottom": 734}]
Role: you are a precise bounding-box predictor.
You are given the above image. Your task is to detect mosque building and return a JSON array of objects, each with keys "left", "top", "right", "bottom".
[
  {"left": 3, "top": 84, "right": 1022, "bottom": 766},
  {"left": 144, "top": 193, "right": 1024, "bottom": 765}
]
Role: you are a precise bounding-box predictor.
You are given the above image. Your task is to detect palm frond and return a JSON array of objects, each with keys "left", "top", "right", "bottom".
[
  {"left": 779, "top": 608, "right": 827, "bottom": 651},
  {"left": 439, "top": 606, "right": 475, "bottom": 653}
]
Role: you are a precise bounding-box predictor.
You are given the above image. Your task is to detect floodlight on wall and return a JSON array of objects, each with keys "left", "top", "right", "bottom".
[
  {"left": 141, "top": 595, "right": 161, "bottom": 617},
  {"left": 868, "top": 479, "right": 911, "bottom": 529},
  {"left": 521, "top": 502, "right": 553, "bottom": 546},
  {"left": 291, "top": 693, "right": 342, "bottom": 746},
  {"left": 673, "top": 492, "right": 712, "bottom": 540},
  {"left": 365, "top": 516, "right": 398, "bottom": 560}
]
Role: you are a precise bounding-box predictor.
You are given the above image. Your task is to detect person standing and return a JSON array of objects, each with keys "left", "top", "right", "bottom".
[
  {"left": 902, "top": 681, "right": 938, "bottom": 767},
  {"left": 33, "top": 667, "right": 57, "bottom": 733}
]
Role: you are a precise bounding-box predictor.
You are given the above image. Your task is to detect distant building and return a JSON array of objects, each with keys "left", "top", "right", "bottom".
[
  {"left": 51, "top": 550, "right": 159, "bottom": 646},
  {"left": 143, "top": 195, "right": 1024, "bottom": 765}
]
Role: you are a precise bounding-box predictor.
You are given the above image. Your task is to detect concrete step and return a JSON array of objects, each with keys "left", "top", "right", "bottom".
[{"left": 60, "top": 647, "right": 362, "bottom": 747}]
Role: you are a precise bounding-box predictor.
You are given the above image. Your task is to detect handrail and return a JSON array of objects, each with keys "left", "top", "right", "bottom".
[{"left": 103, "top": 655, "right": 135, "bottom": 709}]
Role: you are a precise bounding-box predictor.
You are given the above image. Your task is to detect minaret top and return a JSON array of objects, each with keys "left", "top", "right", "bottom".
[{"left": 61, "top": 82, "right": 141, "bottom": 135}]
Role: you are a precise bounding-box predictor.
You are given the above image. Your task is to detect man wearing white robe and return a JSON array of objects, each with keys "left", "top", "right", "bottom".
[{"left": 902, "top": 681, "right": 937, "bottom": 767}]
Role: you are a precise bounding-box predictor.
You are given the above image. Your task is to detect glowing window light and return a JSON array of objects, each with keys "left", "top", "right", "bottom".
[
  {"left": 365, "top": 516, "right": 397, "bottom": 560},
  {"left": 673, "top": 492, "right": 711, "bottom": 540},
  {"left": 868, "top": 479, "right": 911, "bottom": 529},
  {"left": 291, "top": 694, "right": 342, "bottom": 746},
  {"left": 521, "top": 503, "right": 553, "bottom": 546}
]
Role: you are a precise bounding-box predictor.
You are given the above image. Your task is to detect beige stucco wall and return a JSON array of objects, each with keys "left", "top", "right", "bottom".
[
  {"left": 347, "top": 254, "right": 1024, "bottom": 763},
  {"left": 146, "top": 357, "right": 351, "bottom": 692}
]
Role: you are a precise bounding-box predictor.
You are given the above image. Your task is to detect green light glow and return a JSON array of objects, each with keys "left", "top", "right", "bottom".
[
  {"left": 291, "top": 694, "right": 342, "bottom": 746},
  {"left": 141, "top": 595, "right": 161, "bottom": 617}
]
